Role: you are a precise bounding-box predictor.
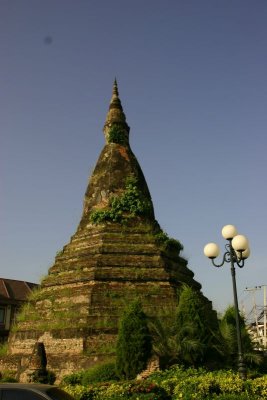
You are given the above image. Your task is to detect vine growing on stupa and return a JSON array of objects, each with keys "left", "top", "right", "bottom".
[
  {"left": 107, "top": 125, "right": 127, "bottom": 145},
  {"left": 89, "top": 176, "right": 153, "bottom": 224}
]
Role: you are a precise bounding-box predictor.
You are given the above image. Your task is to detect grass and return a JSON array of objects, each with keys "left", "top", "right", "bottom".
[{"left": 0, "top": 342, "right": 8, "bottom": 356}]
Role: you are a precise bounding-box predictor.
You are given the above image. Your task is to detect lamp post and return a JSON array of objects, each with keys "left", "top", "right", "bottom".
[{"left": 204, "top": 225, "right": 250, "bottom": 380}]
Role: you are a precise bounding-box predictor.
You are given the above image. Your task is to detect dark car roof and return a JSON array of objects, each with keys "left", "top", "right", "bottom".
[
  {"left": 0, "top": 384, "right": 75, "bottom": 399},
  {"left": 0, "top": 384, "right": 54, "bottom": 392}
]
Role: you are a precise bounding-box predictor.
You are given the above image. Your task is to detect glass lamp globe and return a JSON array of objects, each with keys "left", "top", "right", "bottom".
[
  {"left": 232, "top": 235, "right": 249, "bottom": 252},
  {"left": 222, "top": 225, "right": 238, "bottom": 240},
  {"left": 236, "top": 247, "right": 250, "bottom": 260},
  {"left": 204, "top": 243, "right": 220, "bottom": 259}
]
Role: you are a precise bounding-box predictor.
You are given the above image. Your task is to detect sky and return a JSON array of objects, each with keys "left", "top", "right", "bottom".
[{"left": 1, "top": 0, "right": 267, "bottom": 315}]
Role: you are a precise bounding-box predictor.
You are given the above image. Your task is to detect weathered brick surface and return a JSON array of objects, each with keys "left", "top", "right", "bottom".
[{"left": 2, "top": 82, "right": 215, "bottom": 381}]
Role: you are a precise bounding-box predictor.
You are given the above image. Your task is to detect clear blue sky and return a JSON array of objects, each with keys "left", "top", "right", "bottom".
[{"left": 1, "top": 0, "right": 266, "bottom": 314}]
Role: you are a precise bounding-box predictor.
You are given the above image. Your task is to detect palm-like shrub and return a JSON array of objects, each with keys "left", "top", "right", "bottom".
[
  {"left": 148, "top": 312, "right": 179, "bottom": 368},
  {"left": 219, "top": 306, "right": 263, "bottom": 369},
  {"left": 175, "top": 285, "right": 223, "bottom": 368},
  {"left": 149, "top": 285, "right": 224, "bottom": 369}
]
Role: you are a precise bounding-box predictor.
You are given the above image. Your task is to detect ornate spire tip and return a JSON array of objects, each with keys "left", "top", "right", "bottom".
[{"left": 113, "top": 78, "right": 119, "bottom": 97}]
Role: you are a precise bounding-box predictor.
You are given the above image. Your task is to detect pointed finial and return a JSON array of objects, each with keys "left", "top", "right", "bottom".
[
  {"left": 110, "top": 78, "right": 120, "bottom": 106},
  {"left": 103, "top": 80, "right": 130, "bottom": 144},
  {"left": 113, "top": 78, "right": 118, "bottom": 96}
]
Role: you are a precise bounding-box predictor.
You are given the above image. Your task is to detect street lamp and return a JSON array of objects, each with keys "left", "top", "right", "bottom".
[{"left": 204, "top": 224, "right": 250, "bottom": 380}]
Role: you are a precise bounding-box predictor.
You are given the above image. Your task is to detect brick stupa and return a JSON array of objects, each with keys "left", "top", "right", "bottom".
[{"left": 7, "top": 81, "right": 215, "bottom": 380}]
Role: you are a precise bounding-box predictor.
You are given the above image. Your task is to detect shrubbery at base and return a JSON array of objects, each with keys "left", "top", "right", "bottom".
[
  {"left": 62, "top": 362, "right": 118, "bottom": 386},
  {"left": 62, "top": 365, "right": 267, "bottom": 400}
]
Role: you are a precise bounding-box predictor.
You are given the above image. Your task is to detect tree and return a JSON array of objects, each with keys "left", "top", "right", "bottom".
[
  {"left": 175, "top": 285, "right": 223, "bottom": 368},
  {"left": 149, "top": 285, "right": 223, "bottom": 369},
  {"left": 148, "top": 309, "right": 179, "bottom": 368},
  {"left": 219, "top": 306, "right": 263, "bottom": 369},
  {"left": 116, "top": 299, "right": 152, "bottom": 379}
]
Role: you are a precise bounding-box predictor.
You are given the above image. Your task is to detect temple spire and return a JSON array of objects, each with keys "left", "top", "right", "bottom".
[
  {"left": 112, "top": 78, "right": 119, "bottom": 97},
  {"left": 103, "top": 80, "right": 130, "bottom": 144}
]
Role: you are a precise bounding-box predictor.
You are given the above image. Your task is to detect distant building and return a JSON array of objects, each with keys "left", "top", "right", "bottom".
[
  {"left": 0, "top": 278, "right": 38, "bottom": 342},
  {"left": 247, "top": 321, "right": 267, "bottom": 350}
]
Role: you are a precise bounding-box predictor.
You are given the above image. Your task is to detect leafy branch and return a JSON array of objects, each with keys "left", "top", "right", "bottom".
[{"left": 90, "top": 176, "right": 153, "bottom": 224}]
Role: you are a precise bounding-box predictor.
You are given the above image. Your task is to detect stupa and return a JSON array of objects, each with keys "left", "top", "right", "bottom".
[{"left": 6, "top": 81, "right": 215, "bottom": 380}]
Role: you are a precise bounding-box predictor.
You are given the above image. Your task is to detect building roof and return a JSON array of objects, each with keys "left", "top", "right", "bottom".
[{"left": 0, "top": 278, "right": 38, "bottom": 303}]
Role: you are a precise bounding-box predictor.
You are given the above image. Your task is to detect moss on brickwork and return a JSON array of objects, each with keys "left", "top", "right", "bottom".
[
  {"left": 90, "top": 176, "right": 153, "bottom": 224},
  {"left": 6, "top": 82, "right": 215, "bottom": 380}
]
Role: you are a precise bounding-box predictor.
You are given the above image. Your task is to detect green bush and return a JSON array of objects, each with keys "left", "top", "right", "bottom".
[
  {"left": 172, "top": 372, "right": 219, "bottom": 399},
  {"left": 116, "top": 300, "right": 152, "bottom": 379},
  {"left": 81, "top": 362, "right": 118, "bottom": 385},
  {"left": 63, "top": 363, "right": 118, "bottom": 388},
  {"left": 173, "top": 285, "right": 222, "bottom": 369},
  {"left": 1, "top": 377, "right": 17, "bottom": 383},
  {"left": 147, "top": 365, "right": 196, "bottom": 394},
  {"left": 63, "top": 380, "right": 170, "bottom": 400},
  {"left": 95, "top": 382, "right": 128, "bottom": 399},
  {"left": 154, "top": 231, "right": 183, "bottom": 255},
  {"left": 90, "top": 176, "right": 153, "bottom": 224},
  {"left": 219, "top": 306, "right": 262, "bottom": 369},
  {"left": 151, "top": 367, "right": 267, "bottom": 399},
  {"left": 62, "top": 368, "right": 267, "bottom": 400},
  {"left": 107, "top": 125, "right": 127, "bottom": 145},
  {"left": 0, "top": 370, "right": 17, "bottom": 383},
  {"left": 212, "top": 395, "right": 255, "bottom": 399},
  {"left": 30, "top": 369, "right": 56, "bottom": 384},
  {"left": 63, "top": 384, "right": 96, "bottom": 400},
  {"left": 62, "top": 371, "right": 84, "bottom": 386},
  {"left": 128, "top": 380, "right": 171, "bottom": 399},
  {"left": 250, "top": 375, "right": 267, "bottom": 398},
  {"left": 0, "top": 342, "right": 8, "bottom": 357}
]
